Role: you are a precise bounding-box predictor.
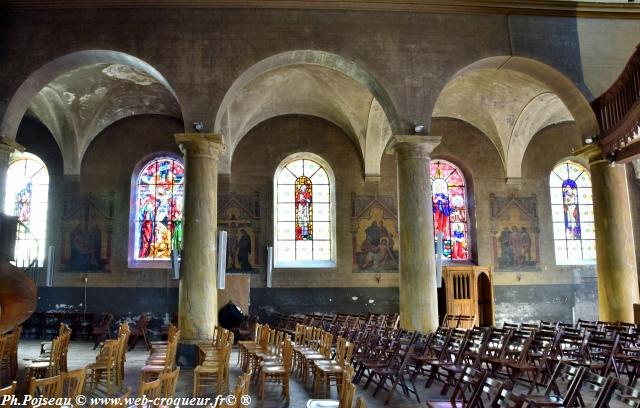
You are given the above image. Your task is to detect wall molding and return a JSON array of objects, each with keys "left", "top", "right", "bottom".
[{"left": 3, "top": 0, "right": 640, "bottom": 19}]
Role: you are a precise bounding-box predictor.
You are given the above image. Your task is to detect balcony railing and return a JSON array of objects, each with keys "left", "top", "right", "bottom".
[{"left": 591, "top": 43, "right": 640, "bottom": 163}]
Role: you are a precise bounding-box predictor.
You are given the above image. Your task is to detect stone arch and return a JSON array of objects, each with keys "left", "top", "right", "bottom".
[
  {"left": 1, "top": 50, "right": 183, "bottom": 174},
  {"left": 214, "top": 50, "right": 399, "bottom": 178},
  {"left": 431, "top": 56, "right": 599, "bottom": 181}
]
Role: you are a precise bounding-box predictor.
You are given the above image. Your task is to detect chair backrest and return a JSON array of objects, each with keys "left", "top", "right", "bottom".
[
  {"left": 0, "top": 381, "right": 16, "bottom": 397},
  {"left": 543, "top": 362, "right": 585, "bottom": 407},
  {"left": 159, "top": 367, "right": 180, "bottom": 398},
  {"left": 28, "top": 375, "right": 63, "bottom": 406},
  {"left": 606, "top": 380, "right": 640, "bottom": 408},
  {"left": 582, "top": 371, "right": 616, "bottom": 408},
  {"left": 61, "top": 367, "right": 86, "bottom": 399},
  {"left": 354, "top": 396, "right": 367, "bottom": 408},
  {"left": 338, "top": 382, "right": 355, "bottom": 408},
  {"left": 450, "top": 365, "right": 487, "bottom": 405},
  {"left": 105, "top": 388, "right": 132, "bottom": 408},
  {"left": 138, "top": 378, "right": 162, "bottom": 400}
]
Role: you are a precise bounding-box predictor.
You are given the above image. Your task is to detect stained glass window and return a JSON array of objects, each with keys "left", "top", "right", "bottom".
[
  {"left": 430, "top": 160, "right": 469, "bottom": 260},
  {"left": 275, "top": 156, "right": 333, "bottom": 266},
  {"left": 550, "top": 161, "right": 595, "bottom": 264},
  {"left": 4, "top": 153, "right": 49, "bottom": 267},
  {"left": 133, "top": 156, "right": 184, "bottom": 263}
]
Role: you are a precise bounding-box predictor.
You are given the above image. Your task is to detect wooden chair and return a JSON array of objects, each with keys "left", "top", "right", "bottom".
[
  {"left": 365, "top": 344, "right": 420, "bottom": 405},
  {"left": 426, "top": 366, "right": 487, "bottom": 408},
  {"left": 194, "top": 342, "right": 231, "bottom": 396},
  {"left": 313, "top": 339, "right": 355, "bottom": 398},
  {"left": 27, "top": 375, "right": 63, "bottom": 408},
  {"left": 26, "top": 335, "right": 63, "bottom": 379},
  {"left": 575, "top": 370, "right": 616, "bottom": 408},
  {"left": 307, "top": 366, "right": 355, "bottom": 408},
  {"left": 159, "top": 367, "right": 180, "bottom": 398},
  {"left": 522, "top": 362, "right": 585, "bottom": 407},
  {"left": 0, "top": 381, "right": 16, "bottom": 397},
  {"left": 61, "top": 367, "right": 86, "bottom": 399},
  {"left": 137, "top": 378, "right": 162, "bottom": 407},
  {"left": 605, "top": 379, "right": 640, "bottom": 408},
  {"left": 354, "top": 397, "right": 367, "bottom": 408},
  {"left": 0, "top": 327, "right": 22, "bottom": 383},
  {"left": 140, "top": 332, "right": 179, "bottom": 382},
  {"left": 259, "top": 338, "right": 293, "bottom": 401},
  {"left": 92, "top": 313, "right": 113, "bottom": 350},
  {"left": 128, "top": 313, "right": 150, "bottom": 351},
  {"left": 102, "top": 388, "right": 132, "bottom": 408},
  {"left": 86, "top": 339, "right": 119, "bottom": 394}
]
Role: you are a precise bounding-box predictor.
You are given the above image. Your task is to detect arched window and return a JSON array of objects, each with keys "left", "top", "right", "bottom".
[
  {"left": 550, "top": 161, "right": 595, "bottom": 264},
  {"left": 430, "top": 160, "right": 469, "bottom": 260},
  {"left": 129, "top": 155, "right": 184, "bottom": 267},
  {"left": 274, "top": 154, "right": 335, "bottom": 267},
  {"left": 4, "top": 152, "right": 49, "bottom": 266}
]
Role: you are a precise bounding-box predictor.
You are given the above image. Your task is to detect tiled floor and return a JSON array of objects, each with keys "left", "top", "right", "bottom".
[{"left": 15, "top": 340, "right": 603, "bottom": 408}]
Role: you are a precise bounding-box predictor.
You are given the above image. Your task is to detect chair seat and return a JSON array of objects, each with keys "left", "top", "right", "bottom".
[
  {"left": 140, "top": 364, "right": 165, "bottom": 372},
  {"left": 262, "top": 365, "right": 287, "bottom": 374},
  {"left": 26, "top": 361, "right": 50, "bottom": 369},
  {"left": 306, "top": 399, "right": 339, "bottom": 408},
  {"left": 426, "top": 401, "right": 466, "bottom": 408},
  {"left": 316, "top": 365, "right": 344, "bottom": 374},
  {"left": 195, "top": 364, "right": 224, "bottom": 373},
  {"left": 524, "top": 394, "right": 564, "bottom": 406}
]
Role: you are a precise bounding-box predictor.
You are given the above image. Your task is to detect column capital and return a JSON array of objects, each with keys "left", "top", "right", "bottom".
[
  {"left": 175, "top": 133, "right": 225, "bottom": 158},
  {"left": 574, "top": 144, "right": 606, "bottom": 165},
  {"left": 0, "top": 136, "right": 25, "bottom": 155},
  {"left": 387, "top": 135, "right": 441, "bottom": 159}
]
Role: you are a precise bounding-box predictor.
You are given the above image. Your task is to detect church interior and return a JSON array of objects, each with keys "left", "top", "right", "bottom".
[{"left": 1, "top": 1, "right": 640, "bottom": 407}]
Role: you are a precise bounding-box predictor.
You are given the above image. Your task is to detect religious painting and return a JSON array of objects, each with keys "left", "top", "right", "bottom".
[
  {"left": 490, "top": 194, "right": 540, "bottom": 271},
  {"left": 351, "top": 194, "right": 399, "bottom": 272},
  {"left": 60, "top": 193, "right": 114, "bottom": 272},
  {"left": 430, "top": 160, "right": 469, "bottom": 260},
  {"left": 218, "top": 192, "right": 261, "bottom": 273},
  {"left": 134, "top": 157, "right": 184, "bottom": 262}
]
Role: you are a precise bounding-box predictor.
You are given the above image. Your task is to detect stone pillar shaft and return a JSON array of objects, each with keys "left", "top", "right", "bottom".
[
  {"left": 579, "top": 145, "right": 639, "bottom": 322},
  {"left": 175, "top": 133, "right": 225, "bottom": 342},
  {"left": 390, "top": 135, "right": 441, "bottom": 333}
]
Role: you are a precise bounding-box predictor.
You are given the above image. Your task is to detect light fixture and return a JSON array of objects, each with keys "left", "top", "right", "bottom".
[
  {"left": 585, "top": 138, "right": 593, "bottom": 144},
  {"left": 414, "top": 123, "right": 425, "bottom": 134},
  {"left": 193, "top": 122, "right": 204, "bottom": 132}
]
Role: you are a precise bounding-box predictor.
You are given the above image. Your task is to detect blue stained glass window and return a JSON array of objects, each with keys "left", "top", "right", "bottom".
[{"left": 550, "top": 161, "right": 595, "bottom": 264}]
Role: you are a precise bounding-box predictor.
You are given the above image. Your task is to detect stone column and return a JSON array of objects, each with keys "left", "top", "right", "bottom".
[
  {"left": 0, "top": 137, "right": 24, "bottom": 210},
  {"left": 577, "top": 144, "right": 639, "bottom": 323},
  {"left": 389, "top": 135, "right": 441, "bottom": 333},
  {"left": 175, "top": 133, "right": 225, "bottom": 343}
]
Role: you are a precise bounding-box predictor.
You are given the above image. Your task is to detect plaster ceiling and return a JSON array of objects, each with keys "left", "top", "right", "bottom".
[
  {"left": 26, "top": 63, "right": 181, "bottom": 173},
  {"left": 433, "top": 68, "right": 574, "bottom": 179},
  {"left": 215, "top": 60, "right": 394, "bottom": 178}
]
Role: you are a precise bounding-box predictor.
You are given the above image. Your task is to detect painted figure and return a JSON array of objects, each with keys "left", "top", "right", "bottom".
[
  {"left": 562, "top": 179, "right": 581, "bottom": 239},
  {"left": 295, "top": 177, "right": 313, "bottom": 240}
]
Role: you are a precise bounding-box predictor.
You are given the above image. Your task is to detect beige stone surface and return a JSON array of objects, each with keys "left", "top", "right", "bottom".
[
  {"left": 390, "top": 135, "right": 441, "bottom": 333},
  {"left": 176, "top": 133, "right": 225, "bottom": 342}
]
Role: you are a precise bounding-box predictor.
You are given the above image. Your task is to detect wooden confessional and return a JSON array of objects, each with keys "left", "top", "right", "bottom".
[{"left": 439, "top": 265, "right": 495, "bottom": 328}]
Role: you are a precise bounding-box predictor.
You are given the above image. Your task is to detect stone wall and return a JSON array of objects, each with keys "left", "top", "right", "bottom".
[{"left": 4, "top": 6, "right": 636, "bottom": 325}]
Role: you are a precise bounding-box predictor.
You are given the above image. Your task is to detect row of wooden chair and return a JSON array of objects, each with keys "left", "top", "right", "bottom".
[
  {"left": 26, "top": 323, "right": 70, "bottom": 380},
  {"left": 194, "top": 326, "right": 234, "bottom": 396},
  {"left": 140, "top": 325, "right": 179, "bottom": 382},
  {"left": 0, "top": 326, "right": 21, "bottom": 385},
  {"left": 85, "top": 321, "right": 130, "bottom": 395}
]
